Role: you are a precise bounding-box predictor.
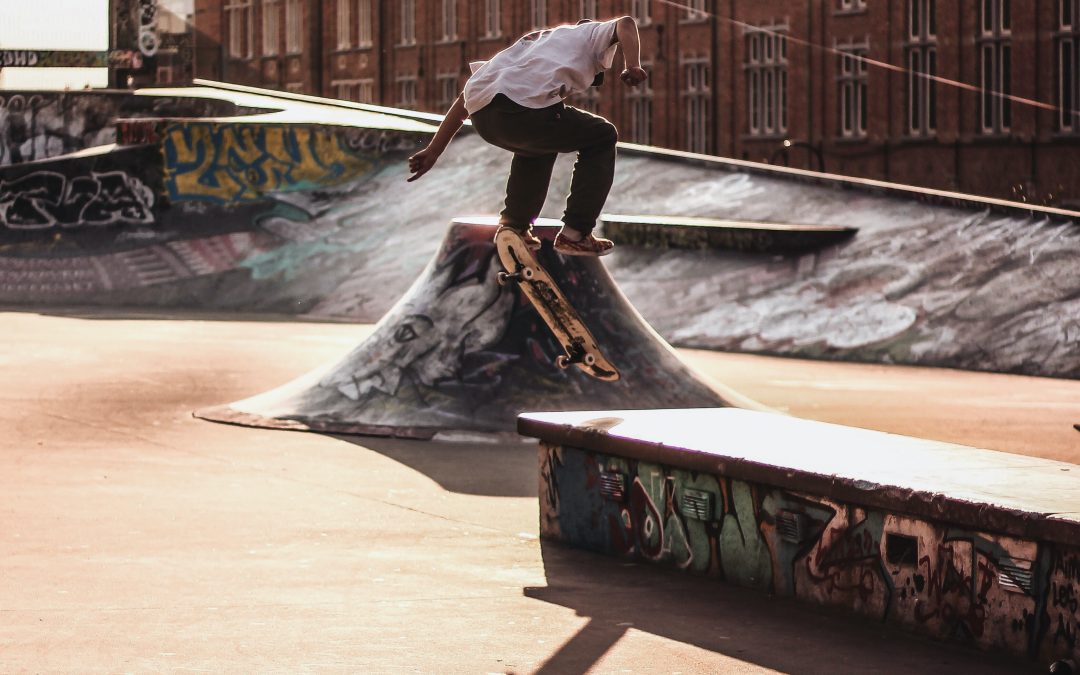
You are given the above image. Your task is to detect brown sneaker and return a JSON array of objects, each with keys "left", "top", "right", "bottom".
[
  {"left": 495, "top": 226, "right": 542, "bottom": 251},
  {"left": 554, "top": 232, "right": 615, "bottom": 257}
]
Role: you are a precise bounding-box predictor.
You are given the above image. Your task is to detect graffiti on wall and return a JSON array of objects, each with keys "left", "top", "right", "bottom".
[
  {"left": 0, "top": 50, "right": 110, "bottom": 69},
  {"left": 541, "top": 443, "right": 1080, "bottom": 664},
  {"left": 319, "top": 235, "right": 513, "bottom": 401},
  {"left": 0, "top": 93, "right": 118, "bottom": 166},
  {"left": 0, "top": 170, "right": 155, "bottom": 229},
  {"left": 1049, "top": 550, "right": 1080, "bottom": 653},
  {"left": 161, "top": 123, "right": 407, "bottom": 204}
]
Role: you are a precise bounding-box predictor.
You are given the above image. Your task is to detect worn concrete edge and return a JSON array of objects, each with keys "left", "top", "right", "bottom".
[
  {"left": 193, "top": 405, "right": 438, "bottom": 440},
  {"left": 616, "top": 142, "right": 1080, "bottom": 224},
  {"left": 600, "top": 213, "right": 858, "bottom": 233},
  {"left": 516, "top": 415, "right": 1080, "bottom": 548},
  {"left": 191, "top": 78, "right": 456, "bottom": 126}
]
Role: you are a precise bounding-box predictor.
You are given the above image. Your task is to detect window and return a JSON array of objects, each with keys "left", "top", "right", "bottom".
[
  {"left": 485, "top": 0, "right": 501, "bottom": 38},
  {"left": 746, "top": 27, "right": 788, "bottom": 136},
  {"left": 398, "top": 76, "right": 418, "bottom": 107},
  {"left": 262, "top": 0, "right": 280, "bottom": 56},
  {"left": 579, "top": 0, "right": 596, "bottom": 20},
  {"left": 906, "top": 0, "right": 936, "bottom": 135},
  {"left": 441, "top": 0, "right": 457, "bottom": 41},
  {"left": 437, "top": 73, "right": 459, "bottom": 108},
  {"left": 980, "top": 0, "right": 1011, "bottom": 133},
  {"left": 530, "top": 0, "right": 547, "bottom": 30},
  {"left": 627, "top": 63, "right": 653, "bottom": 144},
  {"left": 401, "top": 0, "right": 416, "bottom": 46},
  {"left": 337, "top": 0, "right": 351, "bottom": 49},
  {"left": 838, "top": 0, "right": 867, "bottom": 11},
  {"left": 357, "top": 0, "right": 373, "bottom": 47},
  {"left": 358, "top": 79, "right": 375, "bottom": 103},
  {"left": 837, "top": 44, "right": 869, "bottom": 137},
  {"left": 226, "top": 1, "right": 254, "bottom": 59},
  {"left": 1060, "top": 0, "right": 1080, "bottom": 131},
  {"left": 285, "top": 0, "right": 303, "bottom": 54},
  {"left": 333, "top": 78, "right": 374, "bottom": 103},
  {"left": 632, "top": 0, "right": 651, "bottom": 25},
  {"left": 684, "top": 59, "right": 710, "bottom": 153},
  {"left": 685, "top": 0, "right": 707, "bottom": 22}
]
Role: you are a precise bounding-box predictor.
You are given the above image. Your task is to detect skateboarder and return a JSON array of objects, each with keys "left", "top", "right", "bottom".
[{"left": 407, "top": 16, "right": 648, "bottom": 256}]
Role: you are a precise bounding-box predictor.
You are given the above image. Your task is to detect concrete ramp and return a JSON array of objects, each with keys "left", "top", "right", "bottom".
[{"left": 196, "top": 218, "right": 755, "bottom": 439}]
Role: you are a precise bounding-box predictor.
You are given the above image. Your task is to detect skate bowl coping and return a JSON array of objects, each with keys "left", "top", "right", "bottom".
[{"left": 520, "top": 407, "right": 1080, "bottom": 665}]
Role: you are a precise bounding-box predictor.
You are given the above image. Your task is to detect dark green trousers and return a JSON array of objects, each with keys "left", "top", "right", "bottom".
[{"left": 470, "top": 94, "right": 618, "bottom": 236}]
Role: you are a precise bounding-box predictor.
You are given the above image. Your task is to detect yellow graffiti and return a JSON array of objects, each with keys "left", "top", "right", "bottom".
[{"left": 163, "top": 122, "right": 375, "bottom": 204}]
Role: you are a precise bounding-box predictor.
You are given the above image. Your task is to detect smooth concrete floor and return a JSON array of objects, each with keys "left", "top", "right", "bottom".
[{"left": 3, "top": 310, "right": 1073, "bottom": 674}]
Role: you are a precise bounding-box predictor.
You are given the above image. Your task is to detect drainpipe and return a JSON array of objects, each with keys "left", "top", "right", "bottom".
[
  {"left": 806, "top": 0, "right": 813, "bottom": 169},
  {"left": 313, "top": 0, "right": 324, "bottom": 95},
  {"left": 711, "top": 2, "right": 719, "bottom": 155},
  {"left": 884, "top": 0, "right": 892, "bottom": 180},
  {"left": 1032, "top": 0, "right": 1041, "bottom": 197},
  {"left": 729, "top": 0, "right": 737, "bottom": 157},
  {"left": 378, "top": 1, "right": 388, "bottom": 104}
]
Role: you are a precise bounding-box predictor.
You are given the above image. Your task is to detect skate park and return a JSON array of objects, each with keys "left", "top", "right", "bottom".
[{"left": 3, "top": 81, "right": 1080, "bottom": 673}]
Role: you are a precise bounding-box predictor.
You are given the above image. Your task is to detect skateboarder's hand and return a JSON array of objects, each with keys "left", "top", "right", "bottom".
[
  {"left": 620, "top": 67, "right": 648, "bottom": 87},
  {"left": 407, "top": 148, "right": 438, "bottom": 182}
]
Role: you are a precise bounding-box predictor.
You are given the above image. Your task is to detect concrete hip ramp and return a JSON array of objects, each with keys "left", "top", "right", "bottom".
[{"left": 196, "top": 218, "right": 754, "bottom": 439}]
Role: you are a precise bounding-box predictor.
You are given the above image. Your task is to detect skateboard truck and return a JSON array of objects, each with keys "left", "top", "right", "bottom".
[
  {"left": 555, "top": 341, "right": 597, "bottom": 370},
  {"left": 496, "top": 264, "right": 535, "bottom": 286}
]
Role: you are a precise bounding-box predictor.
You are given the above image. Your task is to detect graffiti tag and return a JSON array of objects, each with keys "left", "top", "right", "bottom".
[
  {"left": 163, "top": 123, "right": 378, "bottom": 204},
  {"left": 0, "top": 170, "right": 155, "bottom": 229}
]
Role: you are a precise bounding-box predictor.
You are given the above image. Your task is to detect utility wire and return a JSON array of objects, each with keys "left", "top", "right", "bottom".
[{"left": 652, "top": 0, "right": 1071, "bottom": 116}]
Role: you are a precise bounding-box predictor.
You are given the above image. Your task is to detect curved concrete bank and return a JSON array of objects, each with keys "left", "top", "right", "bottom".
[{"left": 196, "top": 218, "right": 755, "bottom": 439}]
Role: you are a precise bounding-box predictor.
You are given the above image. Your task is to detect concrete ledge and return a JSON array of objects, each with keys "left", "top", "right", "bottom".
[
  {"left": 519, "top": 409, "right": 1080, "bottom": 546},
  {"left": 600, "top": 214, "right": 857, "bottom": 253},
  {"left": 520, "top": 408, "right": 1080, "bottom": 665}
]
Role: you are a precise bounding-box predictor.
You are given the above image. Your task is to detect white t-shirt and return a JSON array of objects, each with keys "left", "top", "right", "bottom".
[{"left": 462, "top": 20, "right": 620, "bottom": 114}]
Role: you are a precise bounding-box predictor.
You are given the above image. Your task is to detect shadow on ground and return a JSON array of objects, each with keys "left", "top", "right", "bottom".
[
  {"left": 336, "top": 436, "right": 539, "bottom": 498},
  {"left": 337, "top": 435, "right": 1039, "bottom": 673},
  {"left": 526, "top": 541, "right": 1039, "bottom": 675}
]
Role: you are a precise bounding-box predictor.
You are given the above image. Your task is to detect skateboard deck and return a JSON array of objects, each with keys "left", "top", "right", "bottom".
[{"left": 494, "top": 228, "right": 619, "bottom": 382}]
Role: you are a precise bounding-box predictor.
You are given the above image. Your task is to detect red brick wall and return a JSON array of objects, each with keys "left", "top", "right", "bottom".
[{"left": 189, "top": 0, "right": 1079, "bottom": 206}]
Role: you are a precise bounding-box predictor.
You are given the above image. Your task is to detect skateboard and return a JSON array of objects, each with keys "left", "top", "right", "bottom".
[{"left": 494, "top": 228, "right": 620, "bottom": 382}]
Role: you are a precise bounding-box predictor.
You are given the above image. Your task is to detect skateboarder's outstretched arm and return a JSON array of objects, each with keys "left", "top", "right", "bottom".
[
  {"left": 407, "top": 94, "right": 468, "bottom": 182},
  {"left": 614, "top": 16, "right": 648, "bottom": 87}
]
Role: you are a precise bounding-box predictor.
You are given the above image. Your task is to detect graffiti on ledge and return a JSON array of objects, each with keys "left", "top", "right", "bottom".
[{"left": 541, "top": 443, "right": 1080, "bottom": 664}]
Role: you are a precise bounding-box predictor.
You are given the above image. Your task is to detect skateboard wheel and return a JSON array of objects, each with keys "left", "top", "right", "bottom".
[
  {"left": 555, "top": 355, "right": 570, "bottom": 370},
  {"left": 521, "top": 266, "right": 535, "bottom": 280},
  {"left": 496, "top": 271, "right": 509, "bottom": 286},
  {"left": 583, "top": 353, "right": 596, "bottom": 367}
]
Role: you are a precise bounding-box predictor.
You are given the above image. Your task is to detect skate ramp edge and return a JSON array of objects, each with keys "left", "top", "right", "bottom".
[{"left": 523, "top": 407, "right": 1080, "bottom": 667}]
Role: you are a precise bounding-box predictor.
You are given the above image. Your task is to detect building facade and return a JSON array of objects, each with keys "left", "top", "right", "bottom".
[{"left": 191, "top": 0, "right": 1080, "bottom": 207}]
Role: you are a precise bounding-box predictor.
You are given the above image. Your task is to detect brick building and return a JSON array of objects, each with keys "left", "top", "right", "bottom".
[{"left": 191, "top": 0, "right": 1080, "bottom": 206}]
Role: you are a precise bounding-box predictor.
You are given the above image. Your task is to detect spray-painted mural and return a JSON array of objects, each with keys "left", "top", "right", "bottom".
[
  {"left": 540, "top": 442, "right": 1080, "bottom": 665},
  {"left": 0, "top": 93, "right": 118, "bottom": 166},
  {"left": 161, "top": 123, "right": 406, "bottom": 204},
  {"left": 0, "top": 170, "right": 155, "bottom": 229},
  {"left": 0, "top": 91, "right": 246, "bottom": 169}
]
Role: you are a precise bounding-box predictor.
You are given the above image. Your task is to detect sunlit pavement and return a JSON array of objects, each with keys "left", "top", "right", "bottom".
[{"left": 1, "top": 310, "right": 1061, "bottom": 673}]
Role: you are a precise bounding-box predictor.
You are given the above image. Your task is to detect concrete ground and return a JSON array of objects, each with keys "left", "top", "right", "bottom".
[{"left": 3, "top": 310, "right": 1074, "bottom": 674}]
